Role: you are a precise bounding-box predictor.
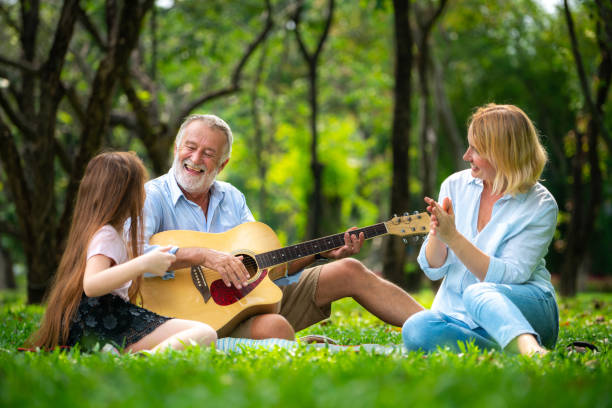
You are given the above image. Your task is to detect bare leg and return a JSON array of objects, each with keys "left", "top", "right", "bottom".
[
  {"left": 315, "top": 258, "right": 425, "bottom": 326},
  {"left": 248, "top": 314, "right": 295, "bottom": 340},
  {"left": 127, "top": 319, "right": 217, "bottom": 353}
]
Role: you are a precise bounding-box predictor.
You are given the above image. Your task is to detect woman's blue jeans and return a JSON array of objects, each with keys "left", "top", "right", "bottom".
[{"left": 402, "top": 282, "right": 559, "bottom": 352}]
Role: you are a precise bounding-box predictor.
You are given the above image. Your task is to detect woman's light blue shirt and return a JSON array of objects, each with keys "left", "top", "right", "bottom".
[{"left": 417, "top": 169, "right": 558, "bottom": 329}]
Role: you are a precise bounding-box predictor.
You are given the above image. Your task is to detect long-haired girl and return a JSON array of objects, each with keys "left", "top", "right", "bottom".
[{"left": 28, "top": 151, "right": 216, "bottom": 353}]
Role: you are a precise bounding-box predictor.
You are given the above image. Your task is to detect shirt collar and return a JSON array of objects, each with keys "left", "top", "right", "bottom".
[
  {"left": 167, "top": 168, "right": 225, "bottom": 207},
  {"left": 466, "top": 173, "right": 528, "bottom": 202},
  {"left": 167, "top": 169, "right": 185, "bottom": 206}
]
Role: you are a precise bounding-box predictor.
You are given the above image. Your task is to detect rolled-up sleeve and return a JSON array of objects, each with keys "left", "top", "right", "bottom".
[
  {"left": 237, "top": 191, "right": 255, "bottom": 223},
  {"left": 418, "top": 238, "right": 449, "bottom": 280},
  {"left": 417, "top": 180, "right": 458, "bottom": 281}
]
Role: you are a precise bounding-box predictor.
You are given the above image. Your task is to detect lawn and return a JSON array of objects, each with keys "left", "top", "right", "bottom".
[{"left": 0, "top": 288, "right": 610, "bottom": 408}]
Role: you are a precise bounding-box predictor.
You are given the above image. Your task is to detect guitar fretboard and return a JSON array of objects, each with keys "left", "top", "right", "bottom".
[{"left": 255, "top": 223, "right": 388, "bottom": 269}]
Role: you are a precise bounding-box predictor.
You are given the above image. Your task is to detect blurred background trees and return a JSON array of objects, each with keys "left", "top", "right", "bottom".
[{"left": 0, "top": 0, "right": 609, "bottom": 303}]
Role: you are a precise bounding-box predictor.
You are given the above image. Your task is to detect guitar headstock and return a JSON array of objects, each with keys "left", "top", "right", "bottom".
[{"left": 384, "top": 212, "right": 430, "bottom": 237}]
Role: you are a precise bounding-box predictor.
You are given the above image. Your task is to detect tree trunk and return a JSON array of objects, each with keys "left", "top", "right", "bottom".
[
  {"left": 383, "top": 0, "right": 414, "bottom": 290},
  {"left": 250, "top": 44, "right": 269, "bottom": 219},
  {"left": 0, "top": 246, "right": 16, "bottom": 290},
  {"left": 293, "top": 0, "right": 334, "bottom": 239},
  {"left": 306, "top": 63, "right": 324, "bottom": 239},
  {"left": 432, "top": 53, "right": 464, "bottom": 171},
  {"left": 560, "top": 0, "right": 611, "bottom": 296},
  {"left": 0, "top": 0, "right": 154, "bottom": 303},
  {"left": 414, "top": 0, "right": 447, "bottom": 200}
]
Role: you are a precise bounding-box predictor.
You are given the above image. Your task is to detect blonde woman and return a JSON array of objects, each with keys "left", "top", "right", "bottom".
[{"left": 402, "top": 104, "right": 559, "bottom": 356}]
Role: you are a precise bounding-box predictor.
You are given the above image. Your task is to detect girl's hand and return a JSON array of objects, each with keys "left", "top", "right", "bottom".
[{"left": 139, "top": 246, "right": 176, "bottom": 277}]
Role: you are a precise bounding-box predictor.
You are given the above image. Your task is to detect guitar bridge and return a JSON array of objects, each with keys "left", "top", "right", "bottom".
[{"left": 191, "top": 265, "right": 211, "bottom": 303}]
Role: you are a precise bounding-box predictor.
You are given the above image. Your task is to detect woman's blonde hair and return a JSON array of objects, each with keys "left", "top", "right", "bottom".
[
  {"left": 27, "top": 151, "right": 148, "bottom": 349},
  {"left": 468, "top": 103, "right": 547, "bottom": 195}
]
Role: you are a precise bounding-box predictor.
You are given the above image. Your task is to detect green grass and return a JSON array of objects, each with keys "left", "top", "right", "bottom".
[{"left": 0, "top": 289, "right": 610, "bottom": 408}]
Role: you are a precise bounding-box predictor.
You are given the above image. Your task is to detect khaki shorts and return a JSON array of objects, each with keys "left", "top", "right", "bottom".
[{"left": 228, "top": 265, "right": 331, "bottom": 338}]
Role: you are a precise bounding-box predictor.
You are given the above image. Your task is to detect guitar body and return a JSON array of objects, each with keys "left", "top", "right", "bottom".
[{"left": 138, "top": 222, "right": 284, "bottom": 337}]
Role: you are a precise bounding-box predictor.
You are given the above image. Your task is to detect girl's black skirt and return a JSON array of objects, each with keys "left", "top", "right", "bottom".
[{"left": 67, "top": 293, "right": 171, "bottom": 350}]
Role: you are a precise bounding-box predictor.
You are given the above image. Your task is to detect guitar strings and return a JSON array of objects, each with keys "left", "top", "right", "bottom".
[{"left": 230, "top": 220, "right": 421, "bottom": 270}]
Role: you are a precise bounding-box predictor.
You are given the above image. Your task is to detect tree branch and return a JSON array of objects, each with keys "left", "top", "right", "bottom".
[
  {"left": 120, "top": 73, "right": 157, "bottom": 138},
  {"left": 76, "top": 3, "right": 108, "bottom": 51},
  {"left": 564, "top": 0, "right": 611, "bottom": 151},
  {"left": 0, "top": 89, "right": 36, "bottom": 136},
  {"left": 292, "top": 0, "right": 310, "bottom": 62},
  {"left": 40, "top": 0, "right": 80, "bottom": 94},
  {"left": 0, "top": 3, "right": 20, "bottom": 34},
  {"left": 0, "top": 55, "right": 38, "bottom": 74},
  {"left": 178, "top": 0, "right": 274, "bottom": 119},
  {"left": 230, "top": 0, "right": 274, "bottom": 84},
  {"left": 58, "top": 0, "right": 155, "bottom": 244},
  {"left": 54, "top": 137, "right": 73, "bottom": 174},
  {"left": 593, "top": 0, "right": 612, "bottom": 151},
  {"left": 59, "top": 81, "right": 86, "bottom": 125},
  {"left": 314, "top": 0, "right": 334, "bottom": 59},
  {"left": 292, "top": 0, "right": 334, "bottom": 64},
  {"left": 109, "top": 111, "right": 138, "bottom": 130},
  {"left": 0, "top": 219, "right": 21, "bottom": 239},
  {"left": 414, "top": 0, "right": 448, "bottom": 33},
  {"left": 0, "top": 117, "right": 32, "bottom": 236}
]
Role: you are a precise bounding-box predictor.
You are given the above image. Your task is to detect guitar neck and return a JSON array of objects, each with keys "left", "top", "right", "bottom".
[{"left": 254, "top": 223, "right": 388, "bottom": 270}]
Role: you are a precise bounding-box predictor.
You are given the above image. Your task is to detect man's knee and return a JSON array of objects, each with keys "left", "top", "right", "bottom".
[
  {"left": 250, "top": 314, "right": 295, "bottom": 340},
  {"left": 326, "top": 258, "right": 372, "bottom": 282}
]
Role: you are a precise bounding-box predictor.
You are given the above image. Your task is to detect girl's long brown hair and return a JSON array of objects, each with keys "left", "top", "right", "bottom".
[{"left": 27, "top": 151, "right": 148, "bottom": 349}]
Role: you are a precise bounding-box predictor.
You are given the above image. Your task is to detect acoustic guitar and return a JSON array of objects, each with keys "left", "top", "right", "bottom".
[{"left": 137, "top": 213, "right": 430, "bottom": 336}]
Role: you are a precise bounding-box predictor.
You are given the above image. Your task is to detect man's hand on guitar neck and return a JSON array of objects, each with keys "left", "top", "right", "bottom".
[
  {"left": 286, "top": 227, "right": 365, "bottom": 275},
  {"left": 321, "top": 227, "right": 365, "bottom": 260}
]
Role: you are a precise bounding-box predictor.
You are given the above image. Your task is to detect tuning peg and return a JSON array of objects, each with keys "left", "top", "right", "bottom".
[
  {"left": 403, "top": 212, "right": 409, "bottom": 216},
  {"left": 402, "top": 237, "right": 409, "bottom": 244}
]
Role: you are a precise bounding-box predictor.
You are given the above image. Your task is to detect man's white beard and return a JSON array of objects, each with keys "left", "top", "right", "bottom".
[{"left": 172, "top": 154, "right": 218, "bottom": 194}]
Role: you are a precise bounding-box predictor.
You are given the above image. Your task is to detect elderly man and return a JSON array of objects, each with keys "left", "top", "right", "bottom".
[{"left": 143, "top": 114, "right": 423, "bottom": 339}]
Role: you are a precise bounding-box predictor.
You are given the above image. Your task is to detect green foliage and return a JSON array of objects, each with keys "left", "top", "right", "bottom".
[
  {"left": 1, "top": 0, "right": 611, "bottom": 295},
  {"left": 0, "top": 292, "right": 610, "bottom": 408}
]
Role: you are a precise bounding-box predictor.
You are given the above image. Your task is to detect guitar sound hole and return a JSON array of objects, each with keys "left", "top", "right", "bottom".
[{"left": 237, "top": 253, "right": 258, "bottom": 278}]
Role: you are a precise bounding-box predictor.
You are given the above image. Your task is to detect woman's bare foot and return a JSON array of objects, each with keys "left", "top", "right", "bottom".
[{"left": 507, "top": 334, "right": 549, "bottom": 356}]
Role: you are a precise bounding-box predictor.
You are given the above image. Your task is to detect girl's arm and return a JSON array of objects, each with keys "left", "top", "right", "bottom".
[{"left": 83, "top": 247, "right": 175, "bottom": 298}]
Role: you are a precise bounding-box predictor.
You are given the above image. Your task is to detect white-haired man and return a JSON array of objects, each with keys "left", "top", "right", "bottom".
[{"left": 143, "top": 114, "right": 423, "bottom": 339}]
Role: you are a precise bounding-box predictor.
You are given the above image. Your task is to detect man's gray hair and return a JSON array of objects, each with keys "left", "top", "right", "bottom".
[{"left": 175, "top": 114, "right": 234, "bottom": 162}]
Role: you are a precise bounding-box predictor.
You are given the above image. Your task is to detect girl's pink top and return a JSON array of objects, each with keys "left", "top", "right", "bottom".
[{"left": 87, "top": 225, "right": 131, "bottom": 301}]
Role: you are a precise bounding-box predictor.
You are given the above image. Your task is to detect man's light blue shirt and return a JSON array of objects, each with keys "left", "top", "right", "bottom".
[
  {"left": 143, "top": 170, "right": 255, "bottom": 247},
  {"left": 142, "top": 170, "right": 300, "bottom": 285},
  {"left": 417, "top": 169, "right": 558, "bottom": 329}
]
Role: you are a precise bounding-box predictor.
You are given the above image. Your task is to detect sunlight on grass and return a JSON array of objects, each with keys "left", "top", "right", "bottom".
[{"left": 0, "top": 288, "right": 610, "bottom": 408}]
